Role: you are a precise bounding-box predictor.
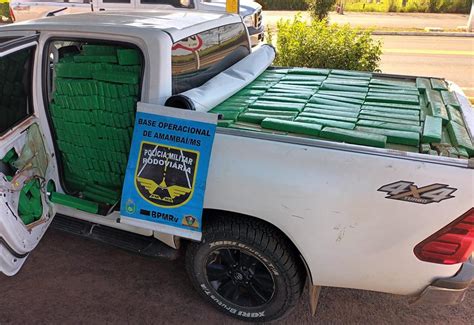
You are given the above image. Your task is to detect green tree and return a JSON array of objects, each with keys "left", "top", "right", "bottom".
[
  {"left": 307, "top": 0, "right": 337, "bottom": 20},
  {"left": 274, "top": 14, "right": 382, "bottom": 72}
]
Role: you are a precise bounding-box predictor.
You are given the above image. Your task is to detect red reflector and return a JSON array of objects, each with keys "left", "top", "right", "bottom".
[
  {"left": 414, "top": 208, "right": 474, "bottom": 265},
  {"left": 9, "top": 7, "right": 16, "bottom": 22}
]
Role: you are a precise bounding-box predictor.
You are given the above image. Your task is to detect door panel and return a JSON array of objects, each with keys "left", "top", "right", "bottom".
[{"left": 0, "top": 34, "right": 57, "bottom": 276}]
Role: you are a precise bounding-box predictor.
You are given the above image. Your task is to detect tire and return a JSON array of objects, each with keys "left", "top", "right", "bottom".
[{"left": 185, "top": 214, "right": 305, "bottom": 322}]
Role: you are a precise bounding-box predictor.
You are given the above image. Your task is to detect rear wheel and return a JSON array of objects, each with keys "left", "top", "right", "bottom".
[{"left": 185, "top": 215, "right": 305, "bottom": 322}]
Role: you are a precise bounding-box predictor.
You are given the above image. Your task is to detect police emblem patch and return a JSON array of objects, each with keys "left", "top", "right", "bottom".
[{"left": 135, "top": 141, "right": 199, "bottom": 208}]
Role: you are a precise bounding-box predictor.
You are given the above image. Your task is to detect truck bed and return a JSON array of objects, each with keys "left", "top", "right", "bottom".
[{"left": 209, "top": 68, "right": 474, "bottom": 159}]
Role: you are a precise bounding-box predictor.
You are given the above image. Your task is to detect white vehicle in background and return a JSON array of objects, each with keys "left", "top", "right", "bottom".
[{"left": 9, "top": 0, "right": 264, "bottom": 45}]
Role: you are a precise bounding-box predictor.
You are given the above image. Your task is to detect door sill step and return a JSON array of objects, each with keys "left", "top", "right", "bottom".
[{"left": 51, "top": 214, "right": 180, "bottom": 260}]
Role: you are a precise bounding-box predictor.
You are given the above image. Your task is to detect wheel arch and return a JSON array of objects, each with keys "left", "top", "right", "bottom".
[{"left": 198, "top": 208, "right": 314, "bottom": 285}]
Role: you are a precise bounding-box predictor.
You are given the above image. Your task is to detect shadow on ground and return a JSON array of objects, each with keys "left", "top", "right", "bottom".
[{"left": 0, "top": 229, "right": 471, "bottom": 324}]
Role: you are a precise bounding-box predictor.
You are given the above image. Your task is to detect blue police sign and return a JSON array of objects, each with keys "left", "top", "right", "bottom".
[{"left": 120, "top": 103, "right": 217, "bottom": 240}]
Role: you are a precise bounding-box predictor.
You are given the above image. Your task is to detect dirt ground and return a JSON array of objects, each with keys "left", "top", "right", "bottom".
[{"left": 0, "top": 228, "right": 472, "bottom": 324}]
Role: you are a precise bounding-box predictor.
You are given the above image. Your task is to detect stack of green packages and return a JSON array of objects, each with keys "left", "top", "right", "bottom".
[
  {"left": 49, "top": 45, "right": 142, "bottom": 205},
  {"left": 209, "top": 67, "right": 473, "bottom": 158},
  {"left": 417, "top": 77, "right": 473, "bottom": 158}
]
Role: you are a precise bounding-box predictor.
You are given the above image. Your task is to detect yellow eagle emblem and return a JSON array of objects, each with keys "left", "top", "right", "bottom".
[{"left": 137, "top": 177, "right": 191, "bottom": 200}]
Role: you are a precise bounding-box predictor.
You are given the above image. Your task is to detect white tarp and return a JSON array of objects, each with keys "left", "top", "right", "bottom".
[{"left": 178, "top": 44, "right": 275, "bottom": 113}]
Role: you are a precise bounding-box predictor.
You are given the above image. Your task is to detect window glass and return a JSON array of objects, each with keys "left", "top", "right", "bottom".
[
  {"left": 0, "top": 46, "right": 34, "bottom": 134},
  {"left": 0, "top": 37, "right": 20, "bottom": 44},
  {"left": 172, "top": 23, "right": 250, "bottom": 94},
  {"left": 140, "top": 0, "right": 193, "bottom": 7},
  {"left": 102, "top": 0, "right": 131, "bottom": 3}
]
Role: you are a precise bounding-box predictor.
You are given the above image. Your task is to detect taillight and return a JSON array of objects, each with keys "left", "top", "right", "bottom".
[{"left": 414, "top": 208, "right": 474, "bottom": 265}]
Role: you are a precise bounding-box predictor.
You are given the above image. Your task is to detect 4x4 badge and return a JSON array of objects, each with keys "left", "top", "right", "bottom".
[{"left": 378, "top": 181, "right": 457, "bottom": 204}]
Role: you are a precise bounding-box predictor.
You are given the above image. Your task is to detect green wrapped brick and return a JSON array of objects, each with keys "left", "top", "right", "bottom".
[
  {"left": 217, "top": 120, "right": 234, "bottom": 127},
  {"left": 309, "top": 96, "right": 361, "bottom": 109},
  {"left": 416, "top": 78, "right": 431, "bottom": 92},
  {"left": 55, "top": 63, "right": 94, "bottom": 79},
  {"left": 246, "top": 109, "right": 297, "bottom": 117},
  {"left": 93, "top": 71, "right": 139, "bottom": 84},
  {"left": 305, "top": 103, "right": 360, "bottom": 113},
  {"left": 323, "top": 78, "right": 370, "bottom": 87},
  {"left": 117, "top": 49, "right": 141, "bottom": 66},
  {"left": 211, "top": 103, "right": 248, "bottom": 111},
  {"left": 365, "top": 94, "right": 419, "bottom": 105},
  {"left": 266, "top": 83, "right": 316, "bottom": 98},
  {"left": 211, "top": 110, "right": 240, "bottom": 120},
  {"left": 457, "top": 147, "right": 469, "bottom": 158},
  {"left": 261, "top": 118, "right": 323, "bottom": 136},
  {"left": 430, "top": 101, "right": 449, "bottom": 125},
  {"left": 266, "top": 88, "right": 314, "bottom": 98},
  {"left": 303, "top": 107, "right": 359, "bottom": 118},
  {"left": 320, "top": 83, "right": 368, "bottom": 93},
  {"left": 299, "top": 112, "right": 357, "bottom": 123},
  {"left": 327, "top": 74, "right": 370, "bottom": 81},
  {"left": 370, "top": 78, "right": 416, "bottom": 89},
  {"left": 258, "top": 95, "right": 308, "bottom": 104},
  {"left": 430, "top": 78, "right": 448, "bottom": 91},
  {"left": 441, "top": 90, "right": 460, "bottom": 108},
  {"left": 316, "top": 90, "right": 367, "bottom": 100},
  {"left": 363, "top": 101, "right": 420, "bottom": 111},
  {"left": 288, "top": 67, "right": 330, "bottom": 75},
  {"left": 50, "top": 192, "right": 99, "bottom": 214},
  {"left": 362, "top": 105, "right": 419, "bottom": 116},
  {"left": 295, "top": 117, "right": 355, "bottom": 130},
  {"left": 82, "top": 190, "right": 117, "bottom": 205},
  {"left": 320, "top": 127, "right": 387, "bottom": 148},
  {"left": 331, "top": 70, "right": 372, "bottom": 78},
  {"left": 370, "top": 88, "right": 420, "bottom": 96},
  {"left": 271, "top": 83, "right": 316, "bottom": 91},
  {"left": 446, "top": 121, "right": 474, "bottom": 156},
  {"left": 1, "top": 148, "right": 18, "bottom": 164},
  {"left": 278, "top": 81, "right": 321, "bottom": 87},
  {"left": 82, "top": 45, "right": 117, "bottom": 56},
  {"left": 447, "top": 105, "right": 465, "bottom": 126},
  {"left": 358, "top": 114, "right": 420, "bottom": 126},
  {"left": 360, "top": 110, "right": 420, "bottom": 122},
  {"left": 249, "top": 100, "right": 305, "bottom": 112},
  {"left": 74, "top": 55, "right": 117, "bottom": 63},
  {"left": 236, "top": 89, "right": 265, "bottom": 96},
  {"left": 87, "top": 184, "right": 120, "bottom": 200},
  {"left": 282, "top": 75, "right": 326, "bottom": 82},
  {"left": 312, "top": 94, "right": 364, "bottom": 105},
  {"left": 356, "top": 126, "right": 419, "bottom": 146},
  {"left": 238, "top": 113, "right": 294, "bottom": 124}
]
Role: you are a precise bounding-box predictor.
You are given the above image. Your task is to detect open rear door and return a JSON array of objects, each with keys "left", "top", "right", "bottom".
[{"left": 0, "top": 33, "right": 56, "bottom": 276}]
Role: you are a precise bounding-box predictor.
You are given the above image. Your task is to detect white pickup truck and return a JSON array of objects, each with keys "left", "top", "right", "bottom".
[
  {"left": 0, "top": 11, "right": 473, "bottom": 322},
  {"left": 8, "top": 0, "right": 265, "bottom": 45}
]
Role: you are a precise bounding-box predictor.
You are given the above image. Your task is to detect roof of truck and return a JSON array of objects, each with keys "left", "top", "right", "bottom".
[{"left": 0, "top": 10, "right": 242, "bottom": 41}]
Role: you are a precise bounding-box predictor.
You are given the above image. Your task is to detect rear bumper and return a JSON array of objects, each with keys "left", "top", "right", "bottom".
[{"left": 411, "top": 256, "right": 473, "bottom": 305}]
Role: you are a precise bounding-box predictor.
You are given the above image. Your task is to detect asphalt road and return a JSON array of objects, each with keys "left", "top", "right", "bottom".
[
  {"left": 0, "top": 228, "right": 472, "bottom": 324},
  {"left": 264, "top": 11, "right": 469, "bottom": 31},
  {"left": 376, "top": 35, "right": 474, "bottom": 98},
  {"left": 265, "top": 12, "right": 474, "bottom": 99}
]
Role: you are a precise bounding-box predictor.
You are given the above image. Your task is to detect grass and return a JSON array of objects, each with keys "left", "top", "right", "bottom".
[{"left": 343, "top": 0, "right": 471, "bottom": 13}]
